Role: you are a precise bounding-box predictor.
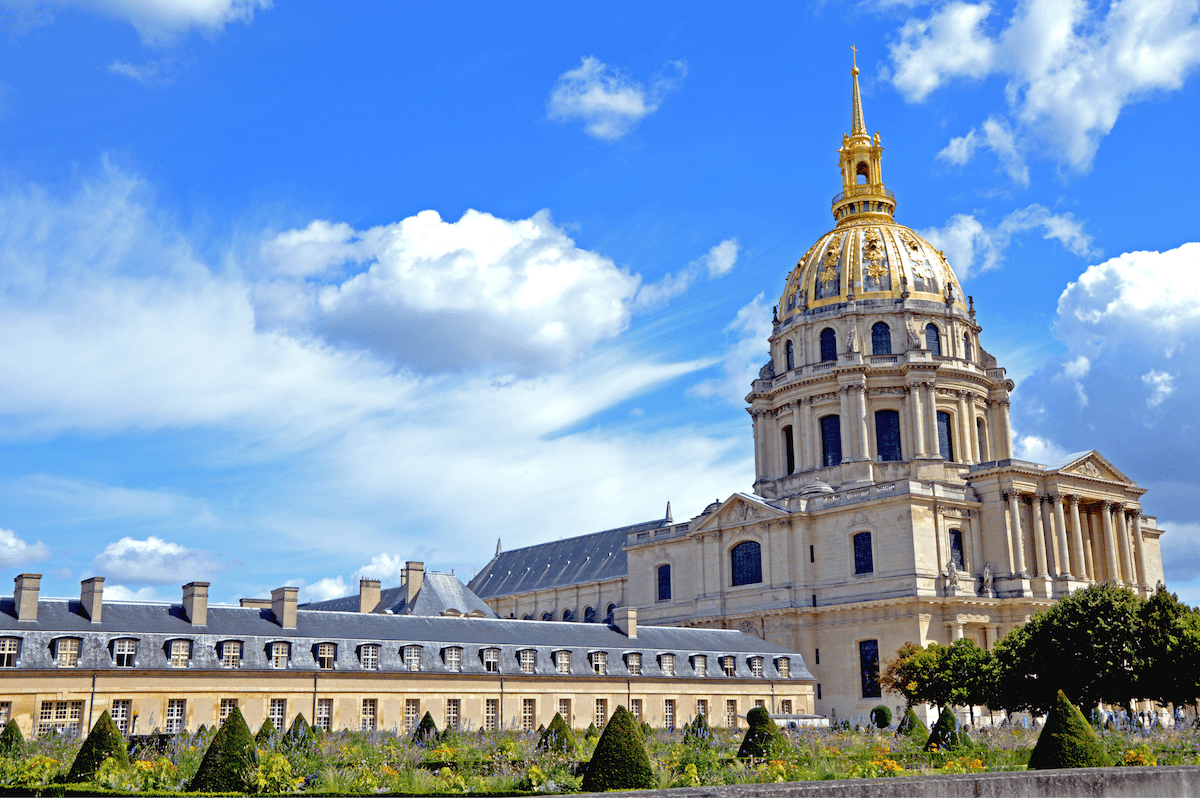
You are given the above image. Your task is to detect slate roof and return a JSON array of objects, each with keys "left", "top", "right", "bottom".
[
  {"left": 468, "top": 516, "right": 668, "bottom": 600},
  {"left": 298, "top": 572, "right": 498, "bottom": 618}
]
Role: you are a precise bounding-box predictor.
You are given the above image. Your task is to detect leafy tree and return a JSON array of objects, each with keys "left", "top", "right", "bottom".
[
  {"left": 581, "top": 706, "right": 653, "bottom": 791},
  {"left": 883, "top": 638, "right": 993, "bottom": 710},
  {"left": 1135, "top": 586, "right": 1200, "bottom": 708},
  {"left": 881, "top": 642, "right": 939, "bottom": 708},
  {"left": 992, "top": 584, "right": 1143, "bottom": 716},
  {"left": 66, "top": 710, "right": 128, "bottom": 783},
  {"left": 1028, "top": 690, "right": 1112, "bottom": 769}
]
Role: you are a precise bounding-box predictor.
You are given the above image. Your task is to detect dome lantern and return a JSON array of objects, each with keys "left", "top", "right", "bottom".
[{"left": 832, "top": 46, "right": 895, "bottom": 225}]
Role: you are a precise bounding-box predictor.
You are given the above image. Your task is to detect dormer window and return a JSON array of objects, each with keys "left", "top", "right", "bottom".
[
  {"left": 220, "top": 641, "right": 242, "bottom": 669},
  {"left": 0, "top": 637, "right": 18, "bottom": 667},
  {"left": 660, "top": 653, "right": 675, "bottom": 676},
  {"left": 590, "top": 651, "right": 607, "bottom": 675},
  {"left": 692, "top": 655, "right": 707, "bottom": 676},
  {"left": 626, "top": 652, "right": 642, "bottom": 675},
  {"left": 482, "top": 648, "right": 500, "bottom": 673},
  {"left": 554, "top": 650, "right": 570, "bottom": 674},
  {"left": 55, "top": 638, "right": 80, "bottom": 668},
  {"left": 749, "top": 656, "right": 764, "bottom": 677},
  {"left": 518, "top": 649, "right": 536, "bottom": 674},
  {"left": 403, "top": 645, "right": 422, "bottom": 672},
  {"left": 444, "top": 647, "right": 463, "bottom": 672},
  {"left": 721, "top": 656, "right": 736, "bottom": 677},
  {"left": 317, "top": 642, "right": 336, "bottom": 670},
  {"left": 270, "top": 642, "right": 290, "bottom": 669},
  {"left": 776, "top": 657, "right": 790, "bottom": 678},
  {"left": 113, "top": 638, "right": 137, "bottom": 667},
  {"left": 360, "top": 644, "right": 380, "bottom": 670},
  {"left": 168, "top": 640, "right": 191, "bottom": 668}
]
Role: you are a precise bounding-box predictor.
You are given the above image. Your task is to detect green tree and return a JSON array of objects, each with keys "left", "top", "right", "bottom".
[
  {"left": 882, "top": 639, "right": 993, "bottom": 709},
  {"left": 992, "top": 583, "right": 1143, "bottom": 716},
  {"left": 66, "top": 710, "right": 128, "bottom": 783},
  {"left": 1135, "top": 586, "right": 1200, "bottom": 708},
  {"left": 581, "top": 706, "right": 654, "bottom": 792},
  {"left": 881, "top": 642, "right": 940, "bottom": 708}
]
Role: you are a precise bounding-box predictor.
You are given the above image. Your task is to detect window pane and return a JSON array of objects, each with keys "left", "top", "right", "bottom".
[
  {"left": 853, "top": 531, "right": 874, "bottom": 574},
  {"left": 519, "top": 650, "right": 535, "bottom": 674},
  {"left": 661, "top": 653, "right": 674, "bottom": 676},
  {"left": 950, "top": 529, "right": 965, "bottom": 571},
  {"left": 821, "top": 415, "right": 842, "bottom": 466},
  {"left": 871, "top": 322, "right": 891, "bottom": 355},
  {"left": 925, "top": 324, "right": 941, "bottom": 355},
  {"left": 657, "top": 564, "right": 671, "bottom": 601},
  {"left": 820, "top": 328, "right": 837, "bottom": 362},
  {"left": 361, "top": 644, "right": 379, "bottom": 670},
  {"left": 937, "top": 411, "right": 954, "bottom": 461},
  {"left": 731, "top": 541, "right": 763, "bottom": 586},
  {"left": 446, "top": 647, "right": 462, "bottom": 672},
  {"left": 874, "top": 410, "right": 902, "bottom": 462},
  {"left": 0, "top": 638, "right": 17, "bottom": 668},
  {"left": 859, "top": 640, "right": 882, "bottom": 698},
  {"left": 165, "top": 700, "right": 186, "bottom": 734},
  {"left": 785, "top": 340, "right": 794, "bottom": 370}
]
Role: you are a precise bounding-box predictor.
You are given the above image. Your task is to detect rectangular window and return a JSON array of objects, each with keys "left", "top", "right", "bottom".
[
  {"left": 519, "top": 649, "right": 536, "bottom": 674},
  {"left": 0, "top": 638, "right": 18, "bottom": 667},
  {"left": 750, "top": 656, "right": 764, "bottom": 677},
  {"left": 55, "top": 638, "right": 79, "bottom": 668},
  {"left": 522, "top": 698, "right": 536, "bottom": 731},
  {"left": 726, "top": 699, "right": 738, "bottom": 728},
  {"left": 557, "top": 698, "right": 571, "bottom": 721},
  {"left": 693, "top": 655, "right": 706, "bottom": 676},
  {"left": 783, "top": 425, "right": 796, "bottom": 474},
  {"left": 664, "top": 698, "right": 675, "bottom": 729},
  {"left": 721, "top": 656, "right": 736, "bottom": 677},
  {"left": 114, "top": 639, "right": 136, "bottom": 667},
  {"left": 859, "top": 640, "right": 882, "bottom": 698},
  {"left": 660, "top": 653, "right": 675, "bottom": 676},
  {"left": 815, "top": 648, "right": 820, "bottom": 665},
  {"left": 874, "top": 409, "right": 903, "bottom": 462},
  {"left": 404, "top": 645, "right": 422, "bottom": 672},
  {"left": 821, "top": 415, "right": 842, "bottom": 466},
  {"left": 317, "top": 643, "right": 335, "bottom": 670},
  {"left": 657, "top": 564, "right": 671, "bottom": 601},
  {"left": 949, "top": 529, "right": 965, "bottom": 571},
  {"left": 405, "top": 699, "right": 419, "bottom": 732},
  {"left": 362, "top": 699, "right": 378, "bottom": 732},
  {"left": 446, "top": 699, "right": 460, "bottom": 731},
  {"left": 221, "top": 641, "right": 241, "bottom": 669},
  {"left": 594, "top": 698, "right": 607, "bottom": 729},
  {"left": 483, "top": 648, "right": 500, "bottom": 673},
  {"left": 38, "top": 700, "right": 83, "bottom": 737},
  {"left": 555, "top": 651, "right": 570, "bottom": 674},
  {"left": 316, "top": 699, "right": 332, "bottom": 732},
  {"left": 169, "top": 640, "right": 190, "bottom": 668},
  {"left": 780, "top": 699, "right": 792, "bottom": 714},
  {"left": 810, "top": 545, "right": 814, "bottom": 563},
  {"left": 627, "top": 652, "right": 642, "bottom": 675},
  {"left": 110, "top": 699, "right": 132, "bottom": 735},
  {"left": 696, "top": 699, "right": 707, "bottom": 722},
  {"left": 361, "top": 644, "right": 380, "bottom": 670},
  {"left": 219, "top": 698, "right": 237, "bottom": 723},
  {"left": 269, "top": 699, "right": 286, "bottom": 731},
  {"left": 591, "top": 652, "right": 607, "bottom": 675},
  {"left": 630, "top": 698, "right": 642, "bottom": 722},
  {"left": 165, "top": 700, "right": 185, "bottom": 734},
  {"left": 778, "top": 657, "right": 790, "bottom": 678},
  {"left": 0, "top": 702, "right": 9, "bottom": 725},
  {"left": 484, "top": 699, "right": 499, "bottom": 731},
  {"left": 266, "top": 642, "right": 286, "bottom": 669},
  {"left": 937, "top": 410, "right": 955, "bottom": 461},
  {"left": 853, "top": 531, "right": 874, "bottom": 574},
  {"left": 755, "top": 698, "right": 766, "bottom": 708},
  {"left": 817, "top": 684, "right": 822, "bottom": 700},
  {"left": 445, "top": 647, "right": 462, "bottom": 672}
]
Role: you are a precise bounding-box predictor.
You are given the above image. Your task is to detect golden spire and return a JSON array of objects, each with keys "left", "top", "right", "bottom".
[{"left": 850, "top": 43, "right": 866, "bottom": 136}]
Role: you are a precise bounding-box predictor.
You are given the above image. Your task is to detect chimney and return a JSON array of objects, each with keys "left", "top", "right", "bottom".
[
  {"left": 80, "top": 576, "right": 104, "bottom": 623},
  {"left": 613, "top": 606, "right": 637, "bottom": 639},
  {"left": 272, "top": 586, "right": 298, "bottom": 629},
  {"left": 359, "top": 579, "right": 380, "bottom": 614},
  {"left": 404, "top": 561, "right": 425, "bottom": 605},
  {"left": 12, "top": 574, "right": 41, "bottom": 622},
  {"left": 182, "top": 582, "right": 209, "bottom": 627}
]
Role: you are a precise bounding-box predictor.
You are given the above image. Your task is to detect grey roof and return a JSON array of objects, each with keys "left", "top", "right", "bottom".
[
  {"left": 468, "top": 517, "right": 668, "bottom": 599},
  {"left": 299, "top": 572, "right": 498, "bottom": 618},
  {"left": 1041, "top": 451, "right": 1091, "bottom": 471}
]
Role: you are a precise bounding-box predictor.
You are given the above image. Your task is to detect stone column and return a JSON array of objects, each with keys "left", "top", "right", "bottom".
[
  {"left": 1132, "top": 512, "right": 1148, "bottom": 592},
  {"left": 808, "top": 399, "right": 822, "bottom": 468},
  {"left": 839, "top": 386, "right": 855, "bottom": 461},
  {"left": 792, "top": 402, "right": 804, "bottom": 472},
  {"left": 998, "top": 400, "right": 1013, "bottom": 460},
  {"left": 1101, "top": 502, "right": 1120, "bottom": 583},
  {"left": 993, "top": 625, "right": 1003, "bottom": 649},
  {"left": 1005, "top": 491, "right": 1027, "bottom": 575},
  {"left": 952, "top": 621, "right": 964, "bottom": 641},
  {"left": 957, "top": 391, "right": 973, "bottom": 464},
  {"left": 1068, "top": 496, "right": 1087, "bottom": 580},
  {"left": 855, "top": 385, "right": 870, "bottom": 460},
  {"left": 1051, "top": 494, "right": 1072, "bottom": 579},
  {"left": 1081, "top": 508, "right": 1097, "bottom": 581},
  {"left": 1030, "top": 496, "right": 1049, "bottom": 577},
  {"left": 925, "top": 382, "right": 939, "bottom": 458},
  {"left": 1115, "top": 505, "right": 1132, "bottom": 584},
  {"left": 908, "top": 384, "right": 927, "bottom": 457}
]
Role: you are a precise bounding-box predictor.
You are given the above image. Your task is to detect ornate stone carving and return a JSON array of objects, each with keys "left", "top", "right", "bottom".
[{"left": 1071, "top": 461, "right": 1102, "bottom": 478}]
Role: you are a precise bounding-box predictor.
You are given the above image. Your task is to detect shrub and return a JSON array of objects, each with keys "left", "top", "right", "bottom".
[
  {"left": 1028, "top": 690, "right": 1113, "bottom": 769},
  {"left": 411, "top": 711, "right": 439, "bottom": 743},
  {"left": 736, "top": 707, "right": 781, "bottom": 758},
  {"left": 0, "top": 720, "right": 23, "bottom": 758},
  {"left": 897, "top": 706, "right": 929, "bottom": 740},
  {"left": 683, "top": 713, "right": 709, "bottom": 743},
  {"left": 66, "top": 710, "right": 128, "bottom": 783},
  {"left": 925, "top": 707, "right": 968, "bottom": 752},
  {"left": 254, "top": 716, "right": 277, "bottom": 747},
  {"left": 870, "top": 705, "right": 892, "bottom": 729},
  {"left": 537, "top": 712, "right": 575, "bottom": 753},
  {"left": 584, "top": 723, "right": 599, "bottom": 739},
  {"left": 281, "top": 713, "right": 319, "bottom": 755},
  {"left": 188, "top": 706, "right": 258, "bottom": 792},
  {"left": 581, "top": 705, "right": 654, "bottom": 792}
]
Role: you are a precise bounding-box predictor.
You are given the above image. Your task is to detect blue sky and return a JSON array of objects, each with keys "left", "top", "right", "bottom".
[{"left": 0, "top": 0, "right": 1198, "bottom": 606}]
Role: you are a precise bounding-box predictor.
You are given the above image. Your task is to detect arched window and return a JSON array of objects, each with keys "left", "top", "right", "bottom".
[
  {"left": 871, "top": 322, "right": 891, "bottom": 355},
  {"left": 541, "top": 611, "right": 553, "bottom": 621},
  {"left": 963, "top": 333, "right": 973, "bottom": 361},
  {"left": 562, "top": 609, "right": 574, "bottom": 622},
  {"left": 731, "top": 541, "right": 763, "bottom": 586},
  {"left": 853, "top": 531, "right": 874, "bottom": 574},
  {"left": 937, "top": 410, "right": 954, "bottom": 461},
  {"left": 782, "top": 425, "right": 795, "bottom": 474},
  {"left": 874, "top": 410, "right": 902, "bottom": 462},
  {"left": 657, "top": 564, "right": 672, "bottom": 601},
  {"left": 977, "top": 418, "right": 989, "bottom": 461},
  {"left": 949, "top": 529, "right": 965, "bottom": 571},
  {"left": 522, "top": 614, "right": 532, "bottom": 620},
  {"left": 820, "top": 328, "right": 837, "bottom": 362},
  {"left": 584, "top": 607, "right": 595, "bottom": 623},
  {"left": 925, "top": 323, "right": 941, "bottom": 355},
  {"left": 820, "top": 415, "right": 842, "bottom": 466},
  {"left": 604, "top": 604, "right": 616, "bottom": 624},
  {"left": 785, "top": 340, "right": 794, "bottom": 370},
  {"left": 859, "top": 640, "right": 881, "bottom": 698}
]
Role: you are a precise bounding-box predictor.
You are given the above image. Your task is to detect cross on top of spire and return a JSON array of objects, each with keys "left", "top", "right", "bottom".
[
  {"left": 850, "top": 45, "right": 866, "bottom": 135},
  {"left": 850, "top": 42, "right": 858, "bottom": 70}
]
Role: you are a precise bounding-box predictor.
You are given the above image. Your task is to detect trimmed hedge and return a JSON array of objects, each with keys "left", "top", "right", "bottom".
[
  {"left": 581, "top": 705, "right": 654, "bottom": 792},
  {"left": 281, "top": 713, "right": 320, "bottom": 755},
  {"left": 188, "top": 706, "right": 258, "bottom": 792},
  {"left": 925, "top": 707, "right": 968, "bottom": 752},
  {"left": 1028, "top": 689, "right": 1113, "bottom": 769},
  {"left": 683, "top": 713, "right": 709, "bottom": 742},
  {"left": 897, "top": 706, "right": 928, "bottom": 740},
  {"left": 0, "top": 719, "right": 23, "bottom": 758},
  {"left": 736, "top": 706, "right": 780, "bottom": 758},
  {"left": 536, "top": 713, "right": 574, "bottom": 753},
  {"left": 66, "top": 710, "right": 128, "bottom": 783},
  {"left": 870, "top": 705, "right": 892, "bottom": 729},
  {"left": 411, "top": 712, "right": 439, "bottom": 743},
  {"left": 254, "top": 716, "right": 277, "bottom": 747}
]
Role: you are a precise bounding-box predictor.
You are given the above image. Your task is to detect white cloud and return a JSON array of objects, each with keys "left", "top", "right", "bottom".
[
  {"left": 1142, "top": 369, "right": 1175, "bottom": 407},
  {"left": 10, "top": 475, "right": 217, "bottom": 526},
  {"left": 54, "top": 0, "right": 271, "bottom": 45},
  {"left": 920, "top": 203, "right": 1094, "bottom": 278},
  {"left": 701, "top": 238, "right": 739, "bottom": 278},
  {"left": 298, "top": 576, "right": 348, "bottom": 603},
  {"left": 634, "top": 238, "right": 740, "bottom": 309},
  {"left": 1062, "top": 355, "right": 1090, "bottom": 379},
  {"left": 0, "top": 527, "right": 50, "bottom": 569},
  {"left": 689, "top": 293, "right": 772, "bottom": 405},
  {"left": 104, "top": 584, "right": 159, "bottom": 601},
  {"left": 107, "top": 59, "right": 171, "bottom": 85},
  {"left": 1013, "top": 433, "right": 1070, "bottom": 464},
  {"left": 353, "top": 553, "right": 407, "bottom": 584},
  {"left": 91, "top": 536, "right": 220, "bottom": 584},
  {"left": 547, "top": 56, "right": 687, "bottom": 141},
  {"left": 892, "top": 0, "right": 1200, "bottom": 172}
]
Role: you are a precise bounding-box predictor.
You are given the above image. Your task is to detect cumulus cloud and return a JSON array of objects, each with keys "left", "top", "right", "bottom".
[
  {"left": 104, "top": 584, "right": 159, "bottom": 601},
  {"left": 91, "top": 536, "right": 220, "bottom": 584},
  {"left": 297, "top": 576, "right": 348, "bottom": 603},
  {"left": 17, "top": 0, "right": 273, "bottom": 45},
  {"left": 890, "top": 0, "right": 1200, "bottom": 172},
  {"left": 920, "top": 204, "right": 1094, "bottom": 278},
  {"left": 701, "top": 238, "right": 739, "bottom": 278},
  {"left": 547, "top": 56, "right": 687, "bottom": 140},
  {"left": 354, "top": 553, "right": 407, "bottom": 584},
  {"left": 0, "top": 527, "right": 50, "bottom": 569},
  {"left": 1142, "top": 369, "right": 1175, "bottom": 407},
  {"left": 689, "top": 293, "right": 772, "bottom": 405},
  {"left": 938, "top": 116, "right": 1028, "bottom": 185}
]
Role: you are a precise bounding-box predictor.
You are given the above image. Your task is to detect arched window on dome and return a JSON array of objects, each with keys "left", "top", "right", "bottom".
[
  {"left": 976, "top": 418, "right": 989, "bottom": 462},
  {"left": 584, "top": 606, "right": 595, "bottom": 623},
  {"left": 605, "top": 604, "right": 616, "bottom": 624},
  {"left": 874, "top": 410, "right": 902, "bottom": 462},
  {"left": 963, "top": 333, "right": 973, "bottom": 361},
  {"left": 785, "top": 340, "right": 794, "bottom": 370},
  {"left": 936, "top": 411, "right": 954, "bottom": 461},
  {"left": 562, "top": 609, "right": 574, "bottom": 622},
  {"left": 820, "top": 328, "right": 837, "bottom": 362},
  {"left": 820, "top": 415, "right": 842, "bottom": 466},
  {"left": 731, "top": 541, "right": 763, "bottom": 587},
  {"left": 542, "top": 611, "right": 553, "bottom": 621},
  {"left": 925, "top": 323, "right": 942, "bottom": 355},
  {"left": 871, "top": 322, "right": 891, "bottom": 355}
]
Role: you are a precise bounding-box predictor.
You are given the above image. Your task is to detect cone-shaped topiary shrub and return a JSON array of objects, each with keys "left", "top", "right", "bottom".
[
  {"left": 897, "top": 706, "right": 929, "bottom": 740},
  {"left": 66, "top": 710, "right": 128, "bottom": 783},
  {"left": 412, "top": 711, "right": 439, "bottom": 743},
  {"left": 537, "top": 712, "right": 575, "bottom": 753},
  {"left": 196, "top": 724, "right": 208, "bottom": 736},
  {"left": 925, "top": 707, "right": 967, "bottom": 752},
  {"left": 1028, "top": 690, "right": 1113, "bottom": 769},
  {"left": 683, "top": 713, "right": 709, "bottom": 742},
  {"left": 581, "top": 706, "right": 654, "bottom": 792},
  {"left": 188, "top": 706, "right": 258, "bottom": 792},
  {"left": 640, "top": 721, "right": 652, "bottom": 738},
  {"left": 736, "top": 706, "right": 781, "bottom": 758},
  {"left": 870, "top": 705, "right": 892, "bottom": 729},
  {"left": 281, "top": 713, "right": 318, "bottom": 755},
  {"left": 254, "top": 716, "right": 277, "bottom": 747},
  {"left": 0, "top": 720, "right": 24, "bottom": 758},
  {"left": 584, "top": 722, "right": 598, "bottom": 739}
]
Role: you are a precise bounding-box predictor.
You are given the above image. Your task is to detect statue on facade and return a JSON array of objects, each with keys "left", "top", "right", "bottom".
[
  {"left": 945, "top": 560, "right": 959, "bottom": 586},
  {"left": 907, "top": 317, "right": 923, "bottom": 349},
  {"left": 982, "top": 562, "right": 993, "bottom": 596},
  {"left": 846, "top": 324, "right": 860, "bottom": 353}
]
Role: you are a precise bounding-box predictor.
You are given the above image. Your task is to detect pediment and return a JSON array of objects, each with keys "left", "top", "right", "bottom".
[
  {"left": 690, "top": 493, "right": 787, "bottom": 534},
  {"left": 1052, "top": 451, "right": 1131, "bottom": 484}
]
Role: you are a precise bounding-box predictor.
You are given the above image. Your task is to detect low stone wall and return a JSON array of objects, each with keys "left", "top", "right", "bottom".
[{"left": 579, "top": 765, "right": 1200, "bottom": 797}]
